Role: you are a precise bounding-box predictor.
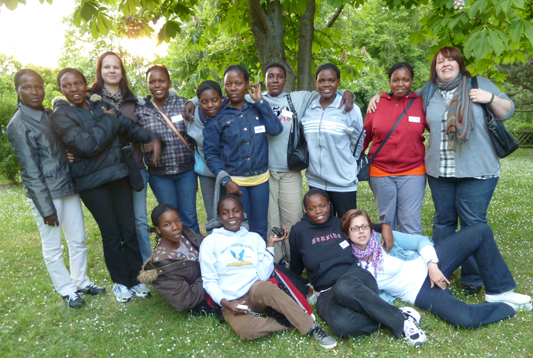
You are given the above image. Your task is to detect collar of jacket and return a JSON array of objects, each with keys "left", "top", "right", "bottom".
[{"left": 309, "top": 93, "right": 342, "bottom": 110}]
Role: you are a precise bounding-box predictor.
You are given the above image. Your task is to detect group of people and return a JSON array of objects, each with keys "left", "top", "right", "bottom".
[{"left": 8, "top": 45, "right": 531, "bottom": 349}]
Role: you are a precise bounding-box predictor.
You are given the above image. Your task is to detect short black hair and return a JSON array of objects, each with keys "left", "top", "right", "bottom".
[
  {"left": 146, "top": 63, "right": 171, "bottom": 80},
  {"left": 224, "top": 65, "right": 249, "bottom": 82},
  {"left": 303, "top": 188, "right": 331, "bottom": 210},
  {"left": 151, "top": 203, "right": 178, "bottom": 227},
  {"left": 196, "top": 80, "right": 222, "bottom": 98},
  {"left": 315, "top": 63, "right": 340, "bottom": 80},
  {"left": 265, "top": 62, "right": 286, "bottom": 77},
  {"left": 388, "top": 62, "right": 414, "bottom": 79},
  {"left": 217, "top": 194, "right": 244, "bottom": 216},
  {"left": 57, "top": 68, "right": 87, "bottom": 87},
  {"left": 14, "top": 69, "right": 43, "bottom": 104}
]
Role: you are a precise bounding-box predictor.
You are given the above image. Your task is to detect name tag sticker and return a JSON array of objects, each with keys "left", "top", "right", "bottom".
[
  {"left": 339, "top": 240, "right": 349, "bottom": 249},
  {"left": 281, "top": 109, "right": 293, "bottom": 118},
  {"left": 254, "top": 125, "right": 266, "bottom": 134},
  {"left": 408, "top": 116, "right": 420, "bottom": 123},
  {"left": 171, "top": 115, "right": 183, "bottom": 123}
]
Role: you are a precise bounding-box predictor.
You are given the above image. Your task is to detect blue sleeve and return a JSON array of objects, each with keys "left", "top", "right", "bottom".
[
  {"left": 202, "top": 118, "right": 226, "bottom": 177},
  {"left": 255, "top": 99, "right": 282, "bottom": 136},
  {"left": 380, "top": 231, "right": 434, "bottom": 252}
]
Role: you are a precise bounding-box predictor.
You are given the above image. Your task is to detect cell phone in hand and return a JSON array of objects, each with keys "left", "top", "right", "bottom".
[
  {"left": 272, "top": 227, "right": 285, "bottom": 238},
  {"left": 236, "top": 304, "right": 249, "bottom": 311}
]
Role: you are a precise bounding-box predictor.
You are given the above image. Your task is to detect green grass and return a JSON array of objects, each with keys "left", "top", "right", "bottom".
[{"left": 1, "top": 149, "right": 532, "bottom": 357}]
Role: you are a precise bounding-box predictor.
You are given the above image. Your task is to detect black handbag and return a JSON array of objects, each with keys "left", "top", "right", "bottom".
[
  {"left": 121, "top": 143, "right": 145, "bottom": 192},
  {"left": 286, "top": 94, "right": 309, "bottom": 171},
  {"left": 471, "top": 76, "right": 519, "bottom": 158},
  {"left": 354, "top": 98, "right": 415, "bottom": 182}
]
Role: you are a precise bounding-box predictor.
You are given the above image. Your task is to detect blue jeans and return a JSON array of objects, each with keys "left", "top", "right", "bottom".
[
  {"left": 428, "top": 175, "right": 499, "bottom": 286},
  {"left": 149, "top": 170, "right": 200, "bottom": 233},
  {"left": 238, "top": 181, "right": 269, "bottom": 241},
  {"left": 133, "top": 168, "right": 151, "bottom": 262},
  {"left": 414, "top": 224, "right": 516, "bottom": 328},
  {"left": 316, "top": 264, "right": 405, "bottom": 338}
]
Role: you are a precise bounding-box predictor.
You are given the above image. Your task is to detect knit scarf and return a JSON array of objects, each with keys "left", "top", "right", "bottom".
[
  {"left": 101, "top": 87, "right": 123, "bottom": 109},
  {"left": 351, "top": 230, "right": 383, "bottom": 278},
  {"left": 420, "top": 74, "right": 474, "bottom": 150}
]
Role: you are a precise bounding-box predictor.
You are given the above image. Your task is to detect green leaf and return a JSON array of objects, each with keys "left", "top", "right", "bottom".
[
  {"left": 408, "top": 31, "right": 425, "bottom": 45},
  {"left": 510, "top": 20, "right": 524, "bottom": 44},
  {"left": 488, "top": 29, "right": 504, "bottom": 56},
  {"left": 468, "top": 0, "right": 486, "bottom": 19},
  {"left": 80, "top": 2, "right": 96, "bottom": 22},
  {"left": 524, "top": 21, "right": 533, "bottom": 48},
  {"left": 464, "top": 31, "right": 480, "bottom": 57},
  {"left": 474, "top": 29, "right": 489, "bottom": 59},
  {"left": 3, "top": 0, "right": 19, "bottom": 10},
  {"left": 513, "top": 0, "right": 525, "bottom": 8},
  {"left": 90, "top": 21, "right": 99, "bottom": 40}
]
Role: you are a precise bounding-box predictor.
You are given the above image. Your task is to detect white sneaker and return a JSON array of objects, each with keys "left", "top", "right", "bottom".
[
  {"left": 131, "top": 283, "right": 151, "bottom": 298},
  {"left": 486, "top": 290, "right": 531, "bottom": 305},
  {"left": 403, "top": 318, "right": 427, "bottom": 346},
  {"left": 113, "top": 283, "right": 133, "bottom": 303},
  {"left": 400, "top": 307, "right": 421, "bottom": 325},
  {"left": 504, "top": 302, "right": 533, "bottom": 312}
]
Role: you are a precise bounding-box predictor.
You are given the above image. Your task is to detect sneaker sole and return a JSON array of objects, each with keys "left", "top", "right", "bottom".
[
  {"left": 485, "top": 297, "right": 532, "bottom": 305},
  {"left": 319, "top": 341, "right": 337, "bottom": 349},
  {"left": 503, "top": 302, "right": 533, "bottom": 312},
  {"left": 113, "top": 292, "right": 133, "bottom": 303}
]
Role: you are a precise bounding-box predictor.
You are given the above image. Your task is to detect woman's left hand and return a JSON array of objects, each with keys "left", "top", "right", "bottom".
[
  {"left": 248, "top": 83, "right": 262, "bottom": 101},
  {"left": 339, "top": 91, "right": 355, "bottom": 113},
  {"left": 379, "top": 223, "right": 394, "bottom": 254},
  {"left": 469, "top": 88, "right": 493, "bottom": 104},
  {"left": 267, "top": 226, "right": 288, "bottom": 248},
  {"left": 428, "top": 262, "right": 450, "bottom": 290}
]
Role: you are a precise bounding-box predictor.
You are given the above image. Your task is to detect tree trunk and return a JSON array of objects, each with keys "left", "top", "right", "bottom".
[
  {"left": 248, "top": 0, "right": 296, "bottom": 91},
  {"left": 297, "top": 0, "right": 316, "bottom": 91}
]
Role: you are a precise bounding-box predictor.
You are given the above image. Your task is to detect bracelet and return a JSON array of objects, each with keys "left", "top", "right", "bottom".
[{"left": 487, "top": 94, "right": 495, "bottom": 104}]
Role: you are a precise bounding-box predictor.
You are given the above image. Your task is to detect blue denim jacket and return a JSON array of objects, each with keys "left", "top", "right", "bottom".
[
  {"left": 203, "top": 99, "right": 282, "bottom": 177},
  {"left": 373, "top": 231, "right": 434, "bottom": 303}
]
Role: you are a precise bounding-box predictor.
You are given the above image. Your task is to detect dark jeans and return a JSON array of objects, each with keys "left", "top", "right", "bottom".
[
  {"left": 316, "top": 264, "right": 405, "bottom": 338},
  {"left": 414, "top": 224, "right": 516, "bottom": 328},
  {"left": 238, "top": 181, "right": 269, "bottom": 241},
  {"left": 80, "top": 177, "right": 142, "bottom": 288},
  {"left": 428, "top": 175, "right": 498, "bottom": 286},
  {"left": 309, "top": 187, "right": 357, "bottom": 218}
]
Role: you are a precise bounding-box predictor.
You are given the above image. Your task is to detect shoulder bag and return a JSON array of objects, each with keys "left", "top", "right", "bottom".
[
  {"left": 471, "top": 76, "right": 519, "bottom": 158},
  {"left": 286, "top": 94, "right": 309, "bottom": 171},
  {"left": 355, "top": 98, "right": 415, "bottom": 182}
]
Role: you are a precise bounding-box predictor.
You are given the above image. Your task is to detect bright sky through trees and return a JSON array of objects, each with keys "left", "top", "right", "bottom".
[{"left": 0, "top": 0, "right": 168, "bottom": 68}]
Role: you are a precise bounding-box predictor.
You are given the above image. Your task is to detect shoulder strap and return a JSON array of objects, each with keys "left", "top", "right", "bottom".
[
  {"left": 367, "top": 98, "right": 416, "bottom": 164},
  {"left": 151, "top": 99, "right": 193, "bottom": 153},
  {"left": 471, "top": 76, "right": 492, "bottom": 121},
  {"left": 286, "top": 94, "right": 298, "bottom": 130}
]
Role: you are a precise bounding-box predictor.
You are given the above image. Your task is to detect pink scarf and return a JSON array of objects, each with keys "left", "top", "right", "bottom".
[{"left": 351, "top": 230, "right": 383, "bottom": 278}]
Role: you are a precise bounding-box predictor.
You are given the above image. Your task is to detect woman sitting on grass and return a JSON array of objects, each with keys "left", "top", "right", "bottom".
[
  {"left": 199, "top": 194, "right": 337, "bottom": 349},
  {"left": 343, "top": 209, "right": 531, "bottom": 329},
  {"left": 289, "top": 188, "right": 426, "bottom": 346},
  {"left": 138, "top": 204, "right": 214, "bottom": 315}
]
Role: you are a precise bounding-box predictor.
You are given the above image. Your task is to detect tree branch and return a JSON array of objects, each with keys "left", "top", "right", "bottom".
[{"left": 326, "top": 5, "right": 344, "bottom": 28}]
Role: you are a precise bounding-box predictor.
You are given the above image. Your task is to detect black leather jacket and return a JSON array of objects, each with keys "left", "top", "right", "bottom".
[
  {"left": 7, "top": 104, "right": 75, "bottom": 218},
  {"left": 51, "top": 96, "right": 157, "bottom": 192}
]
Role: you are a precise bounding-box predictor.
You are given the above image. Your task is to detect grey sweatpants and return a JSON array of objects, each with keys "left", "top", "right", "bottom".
[{"left": 369, "top": 174, "right": 426, "bottom": 235}]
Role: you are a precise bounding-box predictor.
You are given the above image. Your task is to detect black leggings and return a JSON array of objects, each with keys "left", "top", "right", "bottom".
[{"left": 80, "top": 177, "right": 142, "bottom": 288}]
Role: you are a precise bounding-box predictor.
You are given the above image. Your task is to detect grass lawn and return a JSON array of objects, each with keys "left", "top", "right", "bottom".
[{"left": 1, "top": 149, "right": 532, "bottom": 357}]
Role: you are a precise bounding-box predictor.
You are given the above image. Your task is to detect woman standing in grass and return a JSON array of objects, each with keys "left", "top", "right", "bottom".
[
  {"left": 89, "top": 51, "right": 152, "bottom": 262},
  {"left": 7, "top": 69, "right": 105, "bottom": 308},
  {"left": 51, "top": 68, "right": 160, "bottom": 303},
  {"left": 202, "top": 65, "right": 283, "bottom": 240},
  {"left": 135, "top": 64, "right": 200, "bottom": 233},
  {"left": 344, "top": 209, "right": 531, "bottom": 328}
]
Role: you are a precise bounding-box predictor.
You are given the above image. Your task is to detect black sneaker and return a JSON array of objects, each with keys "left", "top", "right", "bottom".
[
  {"left": 62, "top": 293, "right": 86, "bottom": 309},
  {"left": 77, "top": 283, "right": 106, "bottom": 296},
  {"left": 463, "top": 285, "right": 482, "bottom": 295},
  {"left": 308, "top": 321, "right": 337, "bottom": 349}
]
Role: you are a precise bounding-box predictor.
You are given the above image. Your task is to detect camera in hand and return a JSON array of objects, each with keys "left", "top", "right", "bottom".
[{"left": 272, "top": 227, "right": 285, "bottom": 238}]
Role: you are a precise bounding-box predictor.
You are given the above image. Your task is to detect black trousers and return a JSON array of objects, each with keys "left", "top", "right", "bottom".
[
  {"left": 80, "top": 177, "right": 142, "bottom": 288},
  {"left": 316, "top": 264, "right": 405, "bottom": 338},
  {"left": 309, "top": 186, "right": 357, "bottom": 218}
]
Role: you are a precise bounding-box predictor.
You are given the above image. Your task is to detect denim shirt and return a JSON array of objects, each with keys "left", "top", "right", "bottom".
[
  {"left": 203, "top": 99, "right": 282, "bottom": 177},
  {"left": 373, "top": 231, "right": 434, "bottom": 303}
]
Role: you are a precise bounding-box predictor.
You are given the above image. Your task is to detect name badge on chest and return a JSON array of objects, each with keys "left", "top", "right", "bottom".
[
  {"left": 171, "top": 115, "right": 183, "bottom": 123},
  {"left": 408, "top": 116, "right": 420, "bottom": 123},
  {"left": 339, "top": 240, "right": 349, "bottom": 249},
  {"left": 254, "top": 125, "right": 266, "bottom": 134},
  {"left": 281, "top": 109, "right": 293, "bottom": 118}
]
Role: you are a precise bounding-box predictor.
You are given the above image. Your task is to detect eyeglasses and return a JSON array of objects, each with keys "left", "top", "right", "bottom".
[{"left": 349, "top": 224, "right": 370, "bottom": 232}]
